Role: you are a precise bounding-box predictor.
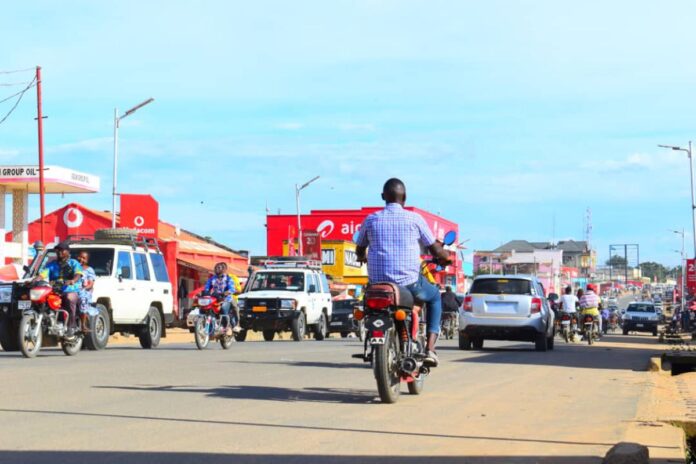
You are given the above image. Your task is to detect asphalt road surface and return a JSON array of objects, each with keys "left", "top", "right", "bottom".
[{"left": 0, "top": 328, "right": 672, "bottom": 464}]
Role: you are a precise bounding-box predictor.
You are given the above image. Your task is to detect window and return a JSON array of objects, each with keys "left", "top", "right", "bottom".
[
  {"left": 319, "top": 273, "right": 330, "bottom": 293},
  {"left": 70, "top": 248, "right": 114, "bottom": 277},
  {"left": 470, "top": 278, "right": 532, "bottom": 295},
  {"left": 627, "top": 304, "right": 655, "bottom": 313},
  {"left": 149, "top": 254, "right": 170, "bottom": 282},
  {"left": 134, "top": 253, "right": 151, "bottom": 281},
  {"left": 249, "top": 272, "right": 304, "bottom": 291},
  {"left": 117, "top": 251, "right": 133, "bottom": 280}
]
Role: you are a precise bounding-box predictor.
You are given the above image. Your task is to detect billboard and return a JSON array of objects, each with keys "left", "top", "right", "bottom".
[
  {"left": 120, "top": 194, "right": 159, "bottom": 238},
  {"left": 687, "top": 258, "right": 696, "bottom": 294}
]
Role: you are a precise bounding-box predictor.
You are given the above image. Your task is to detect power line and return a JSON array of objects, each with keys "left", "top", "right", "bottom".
[
  {"left": 0, "top": 76, "right": 37, "bottom": 126},
  {"left": 0, "top": 67, "right": 34, "bottom": 75},
  {"left": 0, "top": 81, "right": 36, "bottom": 104},
  {"left": 0, "top": 81, "right": 33, "bottom": 87}
]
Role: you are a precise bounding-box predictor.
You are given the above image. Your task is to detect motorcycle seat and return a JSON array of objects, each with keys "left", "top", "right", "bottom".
[{"left": 366, "top": 282, "right": 414, "bottom": 309}]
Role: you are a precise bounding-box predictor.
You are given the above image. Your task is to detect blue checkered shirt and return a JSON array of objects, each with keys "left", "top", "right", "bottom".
[{"left": 356, "top": 203, "right": 435, "bottom": 286}]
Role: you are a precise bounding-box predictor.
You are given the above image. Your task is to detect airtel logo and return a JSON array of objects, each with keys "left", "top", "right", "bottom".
[
  {"left": 317, "top": 220, "right": 334, "bottom": 238},
  {"left": 63, "top": 207, "right": 84, "bottom": 228}
]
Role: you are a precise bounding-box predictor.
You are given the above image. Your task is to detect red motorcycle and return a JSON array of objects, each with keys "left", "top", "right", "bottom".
[
  {"left": 193, "top": 293, "right": 234, "bottom": 350},
  {"left": 353, "top": 231, "right": 456, "bottom": 404},
  {"left": 18, "top": 280, "right": 85, "bottom": 358}
]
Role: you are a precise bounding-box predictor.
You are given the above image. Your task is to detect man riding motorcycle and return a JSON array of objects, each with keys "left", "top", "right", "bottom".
[
  {"left": 204, "top": 262, "right": 240, "bottom": 335},
  {"left": 579, "top": 283, "right": 601, "bottom": 340},
  {"left": 355, "top": 178, "right": 451, "bottom": 366},
  {"left": 38, "top": 241, "right": 84, "bottom": 336}
]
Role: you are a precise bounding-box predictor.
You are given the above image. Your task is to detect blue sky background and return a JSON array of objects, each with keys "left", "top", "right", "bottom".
[{"left": 2, "top": 1, "right": 696, "bottom": 265}]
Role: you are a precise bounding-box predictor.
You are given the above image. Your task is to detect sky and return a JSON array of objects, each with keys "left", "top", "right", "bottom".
[{"left": 1, "top": 1, "right": 696, "bottom": 265}]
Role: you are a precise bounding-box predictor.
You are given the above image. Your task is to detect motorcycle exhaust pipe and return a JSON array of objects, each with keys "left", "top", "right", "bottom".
[
  {"left": 401, "top": 357, "right": 418, "bottom": 373},
  {"left": 419, "top": 366, "right": 430, "bottom": 376}
]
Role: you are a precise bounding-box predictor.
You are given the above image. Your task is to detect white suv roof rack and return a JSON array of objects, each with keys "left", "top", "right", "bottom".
[{"left": 263, "top": 258, "right": 322, "bottom": 270}]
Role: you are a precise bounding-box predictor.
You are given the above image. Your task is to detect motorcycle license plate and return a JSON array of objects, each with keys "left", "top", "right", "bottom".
[
  {"left": 370, "top": 337, "right": 386, "bottom": 345},
  {"left": 18, "top": 300, "right": 31, "bottom": 310},
  {"left": 561, "top": 320, "right": 570, "bottom": 325},
  {"left": 252, "top": 306, "right": 267, "bottom": 313},
  {"left": 365, "top": 316, "right": 393, "bottom": 331}
]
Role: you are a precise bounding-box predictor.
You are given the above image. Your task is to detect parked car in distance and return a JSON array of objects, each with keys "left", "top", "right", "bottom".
[
  {"left": 622, "top": 302, "right": 660, "bottom": 336},
  {"left": 328, "top": 298, "right": 362, "bottom": 338},
  {"left": 459, "top": 274, "right": 555, "bottom": 352}
]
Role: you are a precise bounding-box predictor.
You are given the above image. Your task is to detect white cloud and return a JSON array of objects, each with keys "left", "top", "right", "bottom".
[
  {"left": 337, "top": 122, "right": 376, "bottom": 132},
  {"left": 0, "top": 148, "right": 21, "bottom": 160},
  {"left": 47, "top": 137, "right": 112, "bottom": 155},
  {"left": 276, "top": 122, "right": 304, "bottom": 130}
]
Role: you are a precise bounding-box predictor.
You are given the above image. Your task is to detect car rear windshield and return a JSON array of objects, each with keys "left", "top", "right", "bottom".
[
  {"left": 470, "top": 278, "right": 532, "bottom": 295},
  {"left": 333, "top": 300, "right": 358, "bottom": 312},
  {"left": 627, "top": 304, "right": 655, "bottom": 313}
]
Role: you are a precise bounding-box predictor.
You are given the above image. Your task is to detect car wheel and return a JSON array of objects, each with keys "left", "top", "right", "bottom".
[
  {"left": 535, "top": 331, "right": 548, "bottom": 352},
  {"left": 291, "top": 312, "right": 306, "bottom": 342},
  {"left": 458, "top": 332, "right": 472, "bottom": 350},
  {"left": 0, "top": 317, "right": 20, "bottom": 352},
  {"left": 262, "top": 330, "right": 275, "bottom": 341},
  {"left": 623, "top": 328, "right": 629, "bottom": 335},
  {"left": 314, "top": 313, "right": 327, "bottom": 341},
  {"left": 84, "top": 304, "right": 110, "bottom": 351},
  {"left": 472, "top": 337, "right": 484, "bottom": 350},
  {"left": 138, "top": 307, "right": 162, "bottom": 349},
  {"left": 340, "top": 331, "right": 349, "bottom": 338},
  {"left": 547, "top": 333, "right": 555, "bottom": 350},
  {"left": 652, "top": 327, "right": 658, "bottom": 336},
  {"left": 234, "top": 329, "right": 247, "bottom": 342}
]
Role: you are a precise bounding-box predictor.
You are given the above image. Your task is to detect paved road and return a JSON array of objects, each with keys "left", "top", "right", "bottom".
[{"left": 0, "top": 328, "right": 676, "bottom": 464}]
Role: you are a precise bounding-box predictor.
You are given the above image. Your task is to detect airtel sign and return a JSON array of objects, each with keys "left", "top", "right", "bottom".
[{"left": 266, "top": 207, "right": 458, "bottom": 256}]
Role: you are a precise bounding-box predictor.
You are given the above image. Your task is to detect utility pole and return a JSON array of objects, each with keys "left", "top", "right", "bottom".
[{"left": 35, "top": 66, "right": 46, "bottom": 244}]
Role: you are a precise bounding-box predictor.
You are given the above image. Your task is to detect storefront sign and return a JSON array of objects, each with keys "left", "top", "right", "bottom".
[
  {"left": 687, "top": 258, "right": 696, "bottom": 294},
  {"left": 344, "top": 249, "right": 361, "bottom": 268},
  {"left": 302, "top": 229, "right": 321, "bottom": 261},
  {"left": 322, "top": 248, "right": 335, "bottom": 265},
  {"left": 120, "top": 194, "right": 159, "bottom": 238}
]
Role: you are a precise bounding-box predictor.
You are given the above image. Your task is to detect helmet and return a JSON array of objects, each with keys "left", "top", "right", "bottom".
[{"left": 586, "top": 284, "right": 597, "bottom": 292}]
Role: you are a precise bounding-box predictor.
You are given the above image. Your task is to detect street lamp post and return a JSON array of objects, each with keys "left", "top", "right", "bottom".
[
  {"left": 295, "top": 175, "right": 320, "bottom": 256},
  {"left": 672, "top": 228, "right": 686, "bottom": 309},
  {"left": 659, "top": 142, "right": 696, "bottom": 257},
  {"left": 112, "top": 98, "right": 155, "bottom": 228}
]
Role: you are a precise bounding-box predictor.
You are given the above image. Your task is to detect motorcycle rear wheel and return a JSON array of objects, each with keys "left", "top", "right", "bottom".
[
  {"left": 61, "top": 335, "right": 83, "bottom": 356},
  {"left": 194, "top": 318, "right": 210, "bottom": 350},
  {"left": 587, "top": 327, "right": 594, "bottom": 346},
  {"left": 18, "top": 313, "right": 42, "bottom": 359},
  {"left": 373, "top": 330, "right": 401, "bottom": 404}
]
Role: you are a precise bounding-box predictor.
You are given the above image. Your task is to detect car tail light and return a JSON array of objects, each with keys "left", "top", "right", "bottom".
[
  {"left": 365, "top": 297, "right": 391, "bottom": 310},
  {"left": 530, "top": 297, "right": 542, "bottom": 314},
  {"left": 47, "top": 294, "right": 62, "bottom": 310},
  {"left": 463, "top": 295, "right": 473, "bottom": 312},
  {"left": 29, "top": 287, "right": 52, "bottom": 303}
]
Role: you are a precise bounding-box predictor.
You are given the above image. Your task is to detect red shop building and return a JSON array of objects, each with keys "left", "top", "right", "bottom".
[
  {"left": 266, "top": 207, "right": 464, "bottom": 291},
  {"left": 6, "top": 201, "right": 249, "bottom": 319}
]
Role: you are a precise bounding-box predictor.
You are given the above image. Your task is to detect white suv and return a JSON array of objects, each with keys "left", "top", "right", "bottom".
[
  {"left": 236, "top": 259, "right": 333, "bottom": 342},
  {"left": 28, "top": 229, "right": 174, "bottom": 349}
]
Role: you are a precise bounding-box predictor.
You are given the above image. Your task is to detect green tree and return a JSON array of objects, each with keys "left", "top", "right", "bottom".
[
  {"left": 640, "top": 262, "right": 669, "bottom": 282},
  {"left": 606, "top": 255, "right": 628, "bottom": 267}
]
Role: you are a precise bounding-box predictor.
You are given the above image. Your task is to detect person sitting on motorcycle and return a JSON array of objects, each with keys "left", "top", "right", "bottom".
[
  {"left": 77, "top": 251, "right": 96, "bottom": 313},
  {"left": 355, "top": 178, "right": 451, "bottom": 366},
  {"left": 559, "top": 285, "right": 578, "bottom": 329},
  {"left": 600, "top": 306, "right": 610, "bottom": 334},
  {"left": 441, "top": 286, "right": 461, "bottom": 315},
  {"left": 39, "top": 241, "right": 83, "bottom": 336},
  {"left": 579, "top": 284, "right": 601, "bottom": 339},
  {"left": 204, "top": 262, "right": 239, "bottom": 335}
]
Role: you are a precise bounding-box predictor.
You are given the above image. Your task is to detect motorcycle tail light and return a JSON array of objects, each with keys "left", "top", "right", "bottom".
[
  {"left": 353, "top": 308, "right": 364, "bottom": 321},
  {"left": 372, "top": 330, "right": 384, "bottom": 338},
  {"left": 365, "top": 297, "right": 391, "bottom": 310},
  {"left": 561, "top": 314, "right": 571, "bottom": 321},
  {"left": 47, "top": 294, "right": 62, "bottom": 310},
  {"left": 463, "top": 295, "right": 473, "bottom": 312},
  {"left": 394, "top": 309, "right": 406, "bottom": 321},
  {"left": 530, "top": 297, "right": 542, "bottom": 314},
  {"left": 584, "top": 315, "right": 594, "bottom": 323},
  {"left": 29, "top": 287, "right": 52, "bottom": 303}
]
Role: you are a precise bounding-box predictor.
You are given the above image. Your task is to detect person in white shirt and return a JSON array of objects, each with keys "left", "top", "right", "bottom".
[{"left": 559, "top": 286, "right": 578, "bottom": 314}]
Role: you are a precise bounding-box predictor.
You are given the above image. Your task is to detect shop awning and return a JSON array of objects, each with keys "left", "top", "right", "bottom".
[{"left": 177, "top": 257, "right": 248, "bottom": 277}]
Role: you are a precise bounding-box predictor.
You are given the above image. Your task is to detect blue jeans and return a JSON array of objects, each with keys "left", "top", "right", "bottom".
[
  {"left": 406, "top": 275, "right": 442, "bottom": 335},
  {"left": 219, "top": 301, "right": 239, "bottom": 327}
]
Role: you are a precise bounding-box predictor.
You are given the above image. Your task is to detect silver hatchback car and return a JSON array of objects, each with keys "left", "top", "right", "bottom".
[{"left": 459, "top": 274, "right": 555, "bottom": 351}]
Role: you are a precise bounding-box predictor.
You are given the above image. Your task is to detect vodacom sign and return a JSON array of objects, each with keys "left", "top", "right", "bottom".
[
  {"left": 63, "top": 207, "right": 84, "bottom": 228},
  {"left": 120, "top": 194, "right": 159, "bottom": 238}
]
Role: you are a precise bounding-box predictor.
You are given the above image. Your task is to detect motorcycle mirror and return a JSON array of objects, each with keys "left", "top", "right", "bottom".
[{"left": 443, "top": 231, "right": 456, "bottom": 246}]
